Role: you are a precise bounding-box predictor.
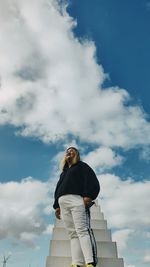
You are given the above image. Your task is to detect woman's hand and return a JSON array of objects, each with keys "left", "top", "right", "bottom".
[
  {"left": 83, "top": 197, "right": 92, "bottom": 207},
  {"left": 55, "top": 208, "right": 61, "bottom": 219}
]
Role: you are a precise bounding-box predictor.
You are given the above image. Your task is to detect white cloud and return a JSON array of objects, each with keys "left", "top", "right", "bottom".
[
  {"left": 43, "top": 224, "right": 54, "bottom": 235},
  {"left": 0, "top": 0, "right": 150, "bottom": 153},
  {"left": 139, "top": 146, "right": 150, "bottom": 162},
  {"left": 145, "top": 232, "right": 150, "bottom": 238},
  {"left": 98, "top": 173, "right": 150, "bottom": 228},
  {"left": 0, "top": 177, "right": 51, "bottom": 247},
  {"left": 112, "top": 229, "right": 134, "bottom": 252},
  {"left": 0, "top": 1, "right": 149, "bottom": 266},
  {"left": 83, "top": 146, "right": 123, "bottom": 171},
  {"left": 98, "top": 173, "right": 150, "bottom": 267},
  {"left": 144, "top": 251, "right": 150, "bottom": 263}
]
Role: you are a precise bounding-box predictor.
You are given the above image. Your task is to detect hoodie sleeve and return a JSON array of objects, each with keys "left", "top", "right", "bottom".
[
  {"left": 53, "top": 174, "right": 63, "bottom": 209},
  {"left": 53, "top": 198, "right": 59, "bottom": 209},
  {"left": 82, "top": 162, "right": 100, "bottom": 200},
  {"left": 53, "top": 183, "right": 60, "bottom": 209}
]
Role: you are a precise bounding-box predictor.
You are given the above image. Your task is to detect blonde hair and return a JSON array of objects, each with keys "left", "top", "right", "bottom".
[{"left": 60, "top": 147, "right": 80, "bottom": 171}]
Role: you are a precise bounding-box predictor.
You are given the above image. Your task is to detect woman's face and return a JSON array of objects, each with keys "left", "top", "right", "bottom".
[{"left": 65, "top": 148, "right": 77, "bottom": 161}]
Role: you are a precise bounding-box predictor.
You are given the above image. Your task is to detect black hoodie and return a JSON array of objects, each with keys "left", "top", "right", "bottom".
[{"left": 53, "top": 161, "right": 100, "bottom": 209}]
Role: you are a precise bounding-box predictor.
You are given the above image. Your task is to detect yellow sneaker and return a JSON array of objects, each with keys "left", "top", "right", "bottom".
[{"left": 86, "top": 264, "right": 96, "bottom": 267}]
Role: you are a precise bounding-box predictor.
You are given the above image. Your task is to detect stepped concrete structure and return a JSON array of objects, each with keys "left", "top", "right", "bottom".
[{"left": 46, "top": 202, "right": 124, "bottom": 267}]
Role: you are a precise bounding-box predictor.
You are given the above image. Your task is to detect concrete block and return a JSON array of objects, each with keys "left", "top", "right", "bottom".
[
  {"left": 52, "top": 228, "right": 112, "bottom": 242},
  {"left": 55, "top": 219, "right": 107, "bottom": 230},
  {"left": 46, "top": 202, "right": 124, "bottom": 267},
  {"left": 99, "top": 257, "right": 124, "bottom": 267},
  {"left": 91, "top": 220, "right": 107, "bottom": 229},
  {"left": 91, "top": 205, "right": 101, "bottom": 213},
  {"left": 46, "top": 256, "right": 124, "bottom": 267},
  {"left": 49, "top": 240, "right": 118, "bottom": 258},
  {"left": 90, "top": 212, "right": 104, "bottom": 220}
]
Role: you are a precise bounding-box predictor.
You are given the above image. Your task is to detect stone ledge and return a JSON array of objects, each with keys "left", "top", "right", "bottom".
[
  {"left": 49, "top": 240, "right": 118, "bottom": 258},
  {"left": 46, "top": 256, "right": 124, "bottom": 267}
]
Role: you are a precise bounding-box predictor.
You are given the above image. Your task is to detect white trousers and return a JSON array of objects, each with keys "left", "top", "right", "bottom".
[{"left": 58, "top": 195, "right": 97, "bottom": 266}]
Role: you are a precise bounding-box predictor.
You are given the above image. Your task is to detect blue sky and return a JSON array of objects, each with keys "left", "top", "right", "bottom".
[{"left": 0, "top": 1, "right": 150, "bottom": 267}]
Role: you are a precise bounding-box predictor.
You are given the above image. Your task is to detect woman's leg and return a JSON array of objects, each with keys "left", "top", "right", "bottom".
[
  {"left": 85, "top": 206, "right": 98, "bottom": 266},
  {"left": 59, "top": 195, "right": 98, "bottom": 266},
  {"left": 59, "top": 195, "right": 85, "bottom": 266},
  {"left": 71, "top": 203, "right": 97, "bottom": 266}
]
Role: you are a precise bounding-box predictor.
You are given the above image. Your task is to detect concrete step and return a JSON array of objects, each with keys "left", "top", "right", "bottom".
[
  {"left": 55, "top": 219, "right": 107, "bottom": 230},
  {"left": 91, "top": 205, "right": 101, "bottom": 213},
  {"left": 46, "top": 256, "right": 124, "bottom": 267},
  {"left": 52, "top": 228, "right": 112, "bottom": 242},
  {"left": 49, "top": 240, "right": 118, "bottom": 258},
  {"left": 90, "top": 212, "right": 104, "bottom": 220},
  {"left": 100, "top": 257, "right": 124, "bottom": 267},
  {"left": 46, "top": 202, "right": 124, "bottom": 267}
]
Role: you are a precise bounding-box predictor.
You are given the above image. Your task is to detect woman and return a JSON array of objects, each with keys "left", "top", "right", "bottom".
[{"left": 53, "top": 147, "right": 100, "bottom": 267}]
